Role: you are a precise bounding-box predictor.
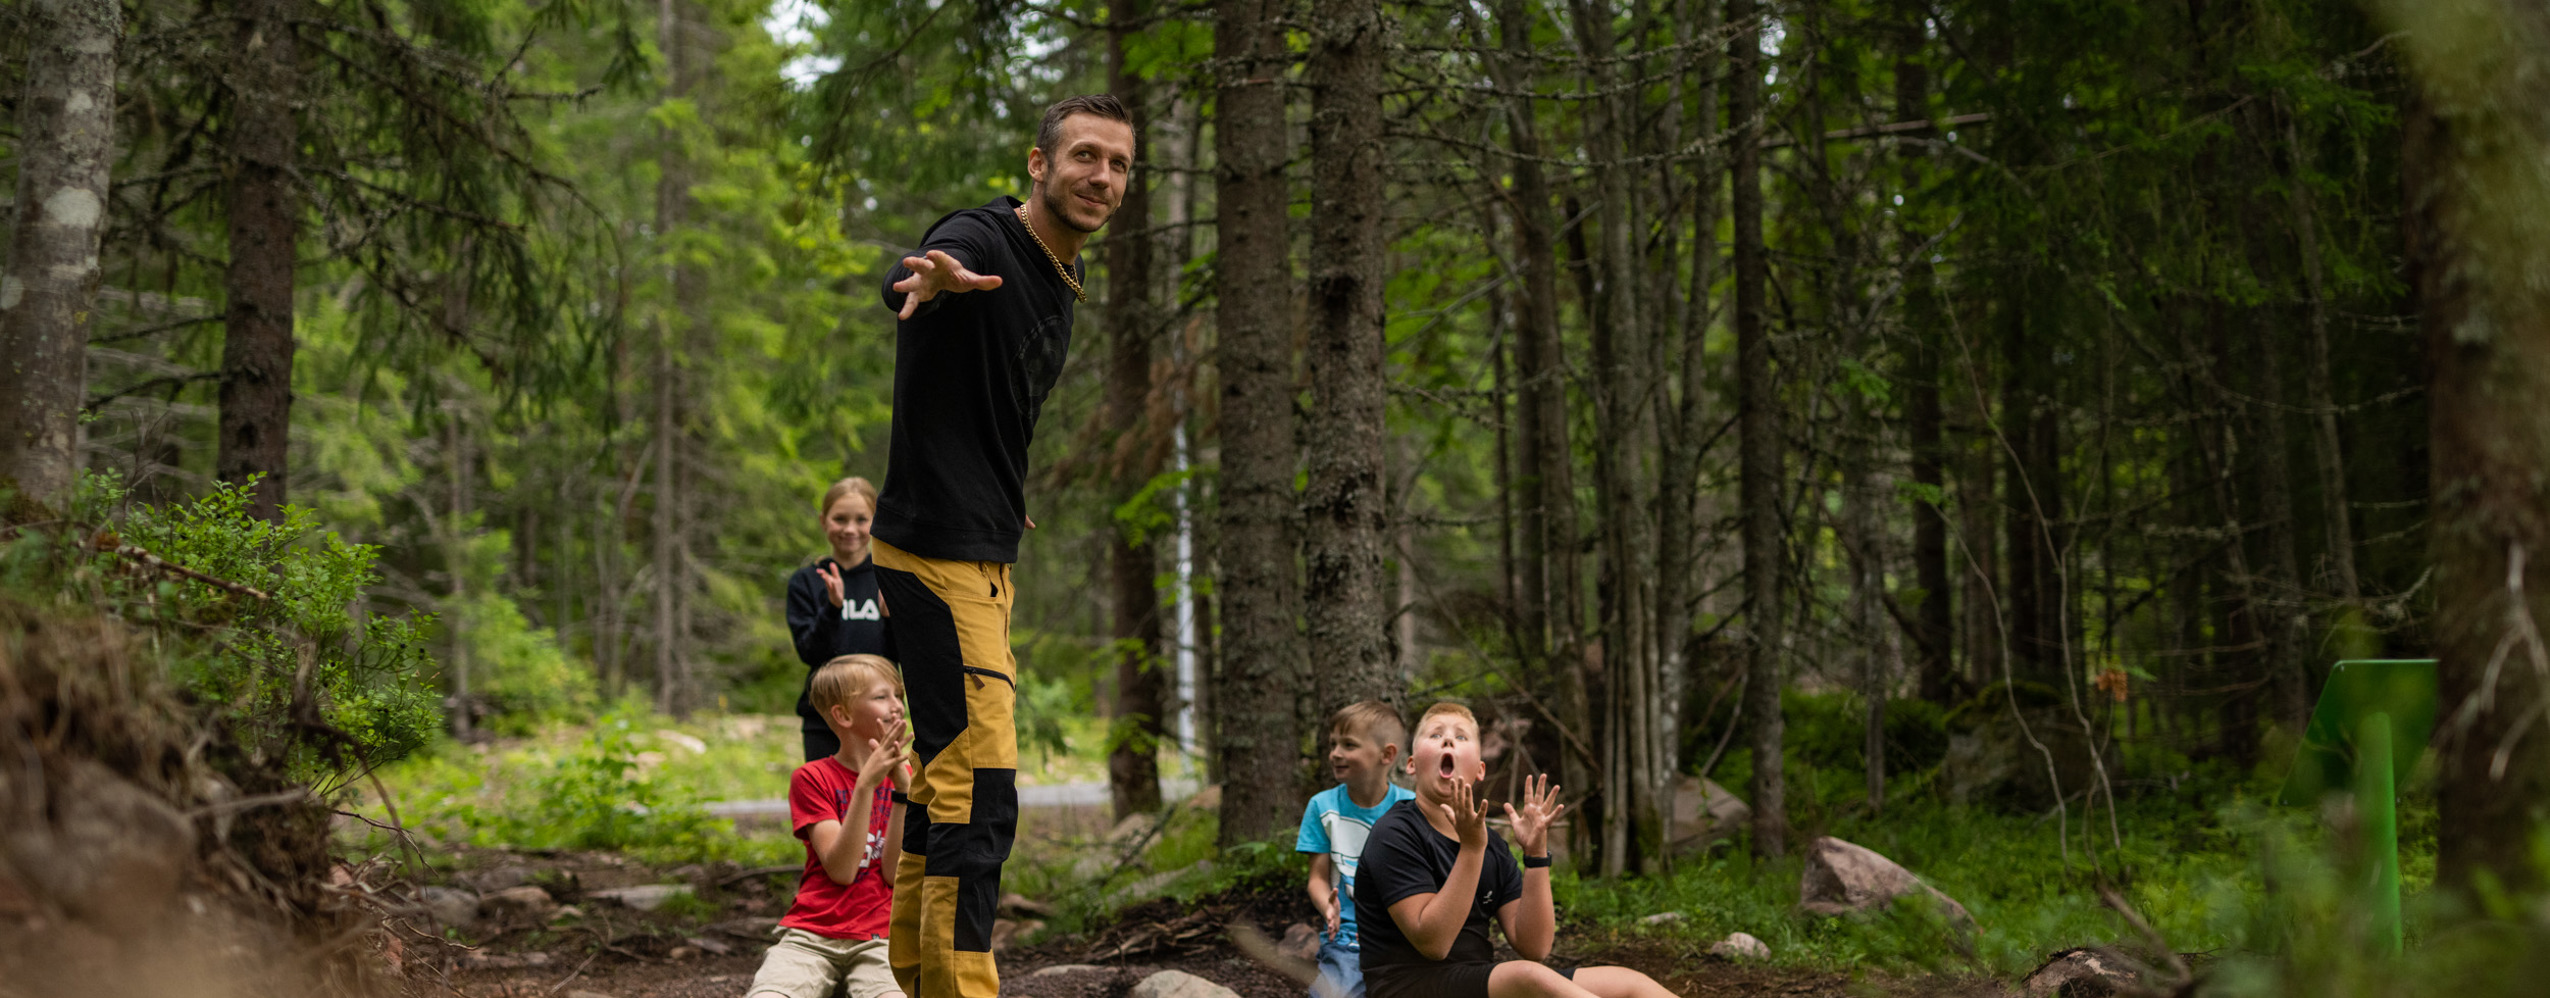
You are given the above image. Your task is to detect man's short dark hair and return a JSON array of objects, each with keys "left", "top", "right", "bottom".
[{"left": 1035, "top": 94, "right": 1132, "bottom": 154}]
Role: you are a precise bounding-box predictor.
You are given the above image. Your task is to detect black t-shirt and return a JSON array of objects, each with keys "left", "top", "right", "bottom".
[
  {"left": 874, "top": 197, "right": 1081, "bottom": 564},
  {"left": 1357, "top": 799, "right": 1526, "bottom": 984},
  {"left": 783, "top": 557, "right": 891, "bottom": 725}
]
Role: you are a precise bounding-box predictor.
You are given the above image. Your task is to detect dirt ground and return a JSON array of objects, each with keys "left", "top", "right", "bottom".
[{"left": 414, "top": 849, "right": 2009, "bottom": 998}]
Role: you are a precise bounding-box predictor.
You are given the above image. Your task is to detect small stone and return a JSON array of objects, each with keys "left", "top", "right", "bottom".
[
  {"left": 481, "top": 885, "right": 558, "bottom": 920},
  {"left": 654, "top": 730, "right": 708, "bottom": 755},
  {"left": 999, "top": 892, "right": 1056, "bottom": 917},
  {"left": 686, "top": 935, "right": 734, "bottom": 956},
  {"left": 1278, "top": 922, "right": 1321, "bottom": 961},
  {"left": 669, "top": 946, "right": 701, "bottom": 960},
  {"left": 1638, "top": 911, "right": 1684, "bottom": 926},
  {"left": 588, "top": 884, "right": 694, "bottom": 911},
  {"left": 549, "top": 905, "right": 585, "bottom": 923},
  {"left": 1708, "top": 932, "right": 1770, "bottom": 961},
  {"left": 1130, "top": 969, "right": 1241, "bottom": 998},
  {"left": 418, "top": 886, "right": 480, "bottom": 929},
  {"left": 1028, "top": 965, "right": 1108, "bottom": 980}
]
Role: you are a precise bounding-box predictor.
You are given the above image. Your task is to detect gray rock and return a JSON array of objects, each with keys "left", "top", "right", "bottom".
[
  {"left": 1667, "top": 777, "right": 1752, "bottom": 854},
  {"left": 481, "top": 885, "right": 558, "bottom": 920},
  {"left": 1131, "top": 969, "right": 1241, "bottom": 998},
  {"left": 588, "top": 883, "right": 693, "bottom": 911},
  {"left": 1797, "top": 836, "right": 1973, "bottom": 929},
  {"left": 1707, "top": 932, "right": 1771, "bottom": 961},
  {"left": 1278, "top": 922, "right": 1321, "bottom": 961},
  {"left": 2021, "top": 948, "right": 2143, "bottom": 997},
  {"left": 459, "top": 865, "right": 533, "bottom": 893},
  {"left": 685, "top": 935, "right": 733, "bottom": 956},
  {"left": 1638, "top": 911, "right": 1684, "bottom": 925},
  {"left": 418, "top": 886, "right": 480, "bottom": 929},
  {"left": 1028, "top": 965, "right": 1109, "bottom": 980}
]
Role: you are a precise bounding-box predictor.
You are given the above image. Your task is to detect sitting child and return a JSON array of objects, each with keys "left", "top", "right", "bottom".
[
  {"left": 748, "top": 654, "right": 911, "bottom": 998},
  {"left": 1298, "top": 701, "right": 1419, "bottom": 998},
  {"left": 1357, "top": 703, "right": 1681, "bottom": 998}
]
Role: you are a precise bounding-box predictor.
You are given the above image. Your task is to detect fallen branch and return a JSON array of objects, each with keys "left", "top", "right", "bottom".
[{"left": 93, "top": 531, "right": 273, "bottom": 600}]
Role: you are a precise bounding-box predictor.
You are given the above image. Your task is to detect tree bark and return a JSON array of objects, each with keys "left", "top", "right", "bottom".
[
  {"left": 1212, "top": 0, "right": 1307, "bottom": 848},
  {"left": 2379, "top": 0, "right": 2550, "bottom": 895},
  {"left": 0, "top": 0, "right": 118, "bottom": 509},
  {"left": 1106, "top": 3, "right": 1167, "bottom": 820},
  {"left": 652, "top": 0, "right": 705, "bottom": 717},
  {"left": 1305, "top": 0, "right": 1396, "bottom": 711},
  {"left": 1730, "top": 0, "right": 1787, "bottom": 858},
  {"left": 1892, "top": 9, "right": 1956, "bottom": 703},
  {"left": 2286, "top": 116, "right": 2361, "bottom": 604},
  {"left": 218, "top": 0, "right": 302, "bottom": 522},
  {"left": 1493, "top": 0, "right": 1594, "bottom": 866}
]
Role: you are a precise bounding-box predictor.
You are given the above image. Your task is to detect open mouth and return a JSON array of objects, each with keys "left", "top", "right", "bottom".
[{"left": 1436, "top": 754, "right": 1457, "bottom": 779}]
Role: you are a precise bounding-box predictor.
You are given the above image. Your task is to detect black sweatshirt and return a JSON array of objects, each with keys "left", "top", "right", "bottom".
[
  {"left": 874, "top": 196, "right": 1081, "bottom": 564},
  {"left": 784, "top": 557, "right": 891, "bottom": 726}
]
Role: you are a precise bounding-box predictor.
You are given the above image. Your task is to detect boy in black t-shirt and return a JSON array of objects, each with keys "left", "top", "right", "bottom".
[{"left": 1358, "top": 703, "right": 1682, "bottom": 998}]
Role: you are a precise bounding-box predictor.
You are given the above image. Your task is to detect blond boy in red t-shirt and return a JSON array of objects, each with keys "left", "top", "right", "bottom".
[{"left": 749, "top": 654, "right": 911, "bottom": 998}]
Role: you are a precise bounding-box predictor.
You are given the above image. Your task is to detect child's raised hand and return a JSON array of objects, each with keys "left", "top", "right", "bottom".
[
  {"left": 1438, "top": 775, "right": 1489, "bottom": 849},
  {"left": 1501, "top": 773, "right": 1564, "bottom": 858},
  {"left": 856, "top": 719, "right": 909, "bottom": 788},
  {"left": 818, "top": 562, "right": 846, "bottom": 607}
]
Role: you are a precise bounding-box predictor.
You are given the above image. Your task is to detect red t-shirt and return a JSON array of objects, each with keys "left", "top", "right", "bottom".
[{"left": 778, "top": 756, "right": 895, "bottom": 939}]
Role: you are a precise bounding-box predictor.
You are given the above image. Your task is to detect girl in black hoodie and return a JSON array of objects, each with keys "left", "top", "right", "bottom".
[{"left": 784, "top": 476, "right": 893, "bottom": 760}]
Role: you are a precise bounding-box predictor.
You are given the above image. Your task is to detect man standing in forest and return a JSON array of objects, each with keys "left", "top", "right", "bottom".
[{"left": 870, "top": 95, "right": 1133, "bottom": 998}]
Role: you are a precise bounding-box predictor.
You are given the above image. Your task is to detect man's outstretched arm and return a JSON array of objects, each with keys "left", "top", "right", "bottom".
[{"left": 883, "top": 248, "right": 1002, "bottom": 320}]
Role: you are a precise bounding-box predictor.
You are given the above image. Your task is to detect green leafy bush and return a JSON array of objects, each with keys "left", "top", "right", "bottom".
[
  {"left": 474, "top": 716, "right": 729, "bottom": 852},
  {"left": 445, "top": 590, "right": 597, "bottom": 734},
  {"left": 3, "top": 474, "right": 441, "bottom": 786}
]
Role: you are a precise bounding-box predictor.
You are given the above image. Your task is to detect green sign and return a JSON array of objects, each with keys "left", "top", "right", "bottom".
[
  {"left": 2277, "top": 659, "right": 2438, "bottom": 807},
  {"left": 2276, "top": 658, "right": 2437, "bottom": 958}
]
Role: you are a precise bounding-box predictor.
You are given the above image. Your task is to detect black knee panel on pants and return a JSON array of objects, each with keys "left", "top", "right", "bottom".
[{"left": 875, "top": 564, "right": 966, "bottom": 765}]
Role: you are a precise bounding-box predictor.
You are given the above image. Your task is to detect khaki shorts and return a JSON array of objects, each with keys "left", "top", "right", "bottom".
[{"left": 747, "top": 927, "right": 900, "bottom": 998}]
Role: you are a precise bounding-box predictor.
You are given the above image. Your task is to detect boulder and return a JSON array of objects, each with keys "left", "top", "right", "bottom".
[
  {"left": 1279, "top": 922, "right": 1322, "bottom": 961},
  {"left": 417, "top": 886, "right": 481, "bottom": 929},
  {"left": 1796, "top": 836, "right": 1972, "bottom": 929},
  {"left": 481, "top": 885, "right": 558, "bottom": 920},
  {"left": 459, "top": 865, "right": 533, "bottom": 893},
  {"left": 1131, "top": 969, "right": 1241, "bottom": 998},
  {"left": 1707, "top": 932, "right": 1771, "bottom": 961},
  {"left": 2020, "top": 948, "right": 2144, "bottom": 997},
  {"left": 1667, "top": 776, "right": 1752, "bottom": 854},
  {"left": 589, "top": 883, "right": 693, "bottom": 911}
]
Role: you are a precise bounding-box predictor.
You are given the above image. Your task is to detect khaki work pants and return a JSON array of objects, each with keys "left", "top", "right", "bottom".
[{"left": 873, "top": 538, "right": 1016, "bottom": 998}]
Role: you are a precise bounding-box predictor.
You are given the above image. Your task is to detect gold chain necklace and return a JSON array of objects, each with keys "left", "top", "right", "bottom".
[{"left": 1015, "top": 203, "right": 1087, "bottom": 303}]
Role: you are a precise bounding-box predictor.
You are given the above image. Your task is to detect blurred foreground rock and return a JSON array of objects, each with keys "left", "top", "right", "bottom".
[
  {"left": 1708, "top": 932, "right": 1771, "bottom": 961},
  {"left": 1132, "top": 969, "right": 1241, "bottom": 998}
]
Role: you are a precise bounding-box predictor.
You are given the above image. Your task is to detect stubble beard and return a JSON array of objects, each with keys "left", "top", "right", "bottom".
[{"left": 1040, "top": 181, "right": 1112, "bottom": 234}]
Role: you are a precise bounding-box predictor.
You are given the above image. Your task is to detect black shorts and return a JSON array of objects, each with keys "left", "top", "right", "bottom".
[{"left": 1370, "top": 963, "right": 1574, "bottom": 998}]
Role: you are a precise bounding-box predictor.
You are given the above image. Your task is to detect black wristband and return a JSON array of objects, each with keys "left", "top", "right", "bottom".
[
  {"left": 1523, "top": 854, "right": 1552, "bottom": 869},
  {"left": 890, "top": 791, "right": 912, "bottom": 806}
]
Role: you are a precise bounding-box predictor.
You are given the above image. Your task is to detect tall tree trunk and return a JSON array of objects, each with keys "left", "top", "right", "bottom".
[
  {"left": 652, "top": 0, "right": 703, "bottom": 717},
  {"left": 218, "top": 0, "right": 302, "bottom": 522},
  {"left": 1106, "top": 5, "right": 1167, "bottom": 820},
  {"left": 1651, "top": 0, "right": 1722, "bottom": 870},
  {"left": 1492, "top": 0, "right": 1594, "bottom": 866},
  {"left": 1892, "top": 8, "right": 1955, "bottom": 703},
  {"left": 1569, "top": 0, "right": 1657, "bottom": 880},
  {"left": 2284, "top": 117, "right": 2361, "bottom": 605},
  {"left": 1305, "top": 0, "right": 1395, "bottom": 711},
  {"left": 0, "top": 0, "right": 118, "bottom": 509},
  {"left": 2381, "top": 0, "right": 2550, "bottom": 895},
  {"left": 1212, "top": 0, "right": 1307, "bottom": 848},
  {"left": 1729, "top": 0, "right": 1787, "bottom": 858}
]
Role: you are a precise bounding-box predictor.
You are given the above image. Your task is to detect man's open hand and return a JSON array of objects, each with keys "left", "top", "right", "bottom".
[{"left": 893, "top": 249, "right": 1003, "bottom": 319}]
